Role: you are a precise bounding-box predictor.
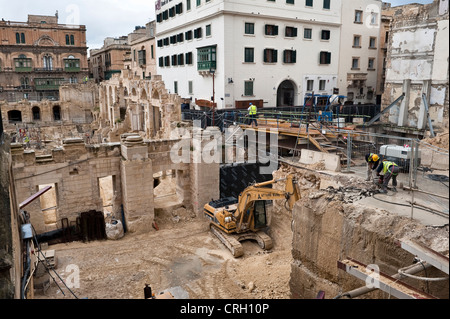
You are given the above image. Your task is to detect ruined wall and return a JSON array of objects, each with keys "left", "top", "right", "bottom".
[
  {"left": 97, "top": 74, "right": 181, "bottom": 143},
  {"left": 11, "top": 131, "right": 220, "bottom": 235},
  {"left": 11, "top": 139, "right": 122, "bottom": 234},
  {"left": 382, "top": 0, "right": 449, "bottom": 133}
]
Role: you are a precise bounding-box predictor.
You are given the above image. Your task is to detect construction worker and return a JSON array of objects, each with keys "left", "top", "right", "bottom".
[
  {"left": 365, "top": 153, "right": 381, "bottom": 182},
  {"left": 377, "top": 160, "right": 400, "bottom": 193},
  {"left": 247, "top": 103, "right": 258, "bottom": 127}
]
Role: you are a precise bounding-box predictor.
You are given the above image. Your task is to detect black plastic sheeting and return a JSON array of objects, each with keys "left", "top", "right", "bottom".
[{"left": 220, "top": 163, "right": 275, "bottom": 199}]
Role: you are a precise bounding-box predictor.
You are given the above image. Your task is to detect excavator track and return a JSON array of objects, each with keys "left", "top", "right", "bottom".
[
  {"left": 210, "top": 225, "right": 244, "bottom": 258},
  {"left": 210, "top": 225, "right": 274, "bottom": 257}
]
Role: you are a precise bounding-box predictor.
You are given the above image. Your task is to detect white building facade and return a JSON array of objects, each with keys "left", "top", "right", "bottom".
[{"left": 155, "top": 0, "right": 343, "bottom": 109}]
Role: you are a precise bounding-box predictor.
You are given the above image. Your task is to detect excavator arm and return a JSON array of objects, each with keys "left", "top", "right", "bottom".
[{"left": 234, "top": 175, "right": 300, "bottom": 231}]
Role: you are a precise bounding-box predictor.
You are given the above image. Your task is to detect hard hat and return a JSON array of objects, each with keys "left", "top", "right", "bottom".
[
  {"left": 249, "top": 103, "right": 253, "bottom": 106},
  {"left": 372, "top": 154, "right": 379, "bottom": 162}
]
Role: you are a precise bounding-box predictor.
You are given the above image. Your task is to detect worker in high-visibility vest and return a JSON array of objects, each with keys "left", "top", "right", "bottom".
[
  {"left": 365, "top": 153, "right": 381, "bottom": 182},
  {"left": 377, "top": 160, "right": 400, "bottom": 193},
  {"left": 247, "top": 103, "right": 258, "bottom": 127}
]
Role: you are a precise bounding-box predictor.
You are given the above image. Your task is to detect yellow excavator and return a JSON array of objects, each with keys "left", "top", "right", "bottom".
[{"left": 204, "top": 174, "right": 300, "bottom": 257}]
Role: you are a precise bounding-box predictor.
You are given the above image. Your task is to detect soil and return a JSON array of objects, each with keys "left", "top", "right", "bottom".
[{"left": 34, "top": 204, "right": 294, "bottom": 300}]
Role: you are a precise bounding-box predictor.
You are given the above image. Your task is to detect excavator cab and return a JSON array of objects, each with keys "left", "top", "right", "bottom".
[{"left": 253, "top": 201, "right": 267, "bottom": 230}]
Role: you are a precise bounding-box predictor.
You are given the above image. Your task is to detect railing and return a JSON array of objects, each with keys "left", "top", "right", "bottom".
[{"left": 34, "top": 68, "right": 64, "bottom": 72}]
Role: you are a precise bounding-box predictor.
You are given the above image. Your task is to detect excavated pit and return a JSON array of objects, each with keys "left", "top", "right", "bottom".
[{"left": 272, "top": 164, "right": 449, "bottom": 299}]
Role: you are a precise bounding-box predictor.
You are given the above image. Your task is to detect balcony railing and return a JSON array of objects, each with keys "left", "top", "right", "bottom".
[{"left": 197, "top": 61, "right": 216, "bottom": 71}]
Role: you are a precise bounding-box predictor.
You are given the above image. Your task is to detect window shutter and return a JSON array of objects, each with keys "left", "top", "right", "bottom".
[
  {"left": 265, "top": 25, "right": 268, "bottom": 35},
  {"left": 263, "top": 49, "right": 268, "bottom": 62},
  {"left": 326, "top": 52, "right": 331, "bottom": 64},
  {"left": 283, "top": 50, "right": 287, "bottom": 63},
  {"left": 274, "top": 26, "right": 279, "bottom": 35},
  {"left": 293, "top": 27, "right": 298, "bottom": 37},
  {"left": 273, "top": 50, "right": 278, "bottom": 63},
  {"left": 293, "top": 50, "right": 297, "bottom": 63}
]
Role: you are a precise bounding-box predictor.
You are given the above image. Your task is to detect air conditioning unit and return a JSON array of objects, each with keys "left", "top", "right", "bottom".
[{"left": 379, "top": 145, "right": 421, "bottom": 172}]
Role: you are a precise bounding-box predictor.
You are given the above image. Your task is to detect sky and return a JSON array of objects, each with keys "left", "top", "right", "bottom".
[{"left": 0, "top": 0, "right": 434, "bottom": 53}]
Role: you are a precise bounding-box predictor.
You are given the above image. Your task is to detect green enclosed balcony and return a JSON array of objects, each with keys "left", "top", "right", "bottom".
[
  {"left": 197, "top": 45, "right": 217, "bottom": 71},
  {"left": 64, "top": 58, "right": 81, "bottom": 72},
  {"left": 35, "top": 78, "right": 65, "bottom": 91},
  {"left": 14, "top": 58, "right": 32, "bottom": 72}
]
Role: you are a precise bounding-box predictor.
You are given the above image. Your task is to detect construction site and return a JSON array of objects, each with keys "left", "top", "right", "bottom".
[
  {"left": 0, "top": 70, "right": 448, "bottom": 301},
  {"left": 0, "top": 1, "right": 449, "bottom": 303}
]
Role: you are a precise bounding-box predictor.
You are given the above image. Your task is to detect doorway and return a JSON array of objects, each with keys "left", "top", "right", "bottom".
[{"left": 277, "top": 80, "right": 296, "bottom": 107}]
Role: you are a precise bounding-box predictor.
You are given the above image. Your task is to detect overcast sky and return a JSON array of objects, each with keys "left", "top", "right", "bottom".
[{"left": 0, "top": 0, "right": 434, "bottom": 53}]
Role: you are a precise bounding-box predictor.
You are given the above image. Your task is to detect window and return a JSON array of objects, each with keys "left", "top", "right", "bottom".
[
  {"left": 171, "top": 55, "right": 178, "bottom": 66},
  {"left": 197, "top": 45, "right": 216, "bottom": 70},
  {"left": 370, "top": 12, "right": 378, "bottom": 25},
  {"left": 285, "top": 26, "right": 298, "bottom": 38},
  {"left": 151, "top": 45, "right": 154, "bottom": 59},
  {"left": 206, "top": 24, "right": 211, "bottom": 37},
  {"left": 304, "top": 28, "right": 312, "bottom": 39},
  {"left": 170, "top": 35, "right": 177, "bottom": 44},
  {"left": 138, "top": 50, "right": 146, "bottom": 65},
  {"left": 185, "top": 52, "right": 193, "bottom": 65},
  {"left": 188, "top": 81, "right": 193, "bottom": 95},
  {"left": 157, "top": 39, "right": 163, "bottom": 47},
  {"left": 70, "top": 35, "right": 75, "bottom": 45},
  {"left": 353, "top": 35, "right": 361, "bottom": 47},
  {"left": 306, "top": 0, "right": 313, "bottom": 7},
  {"left": 174, "top": 81, "right": 178, "bottom": 94},
  {"left": 283, "top": 50, "right": 296, "bottom": 63},
  {"left": 352, "top": 58, "right": 360, "bottom": 69},
  {"left": 307, "top": 80, "right": 314, "bottom": 91},
  {"left": 319, "top": 51, "right": 331, "bottom": 64},
  {"left": 159, "top": 57, "right": 164, "bottom": 67},
  {"left": 16, "top": 32, "right": 25, "bottom": 44},
  {"left": 323, "top": 0, "right": 330, "bottom": 9},
  {"left": 169, "top": 6, "right": 175, "bottom": 17},
  {"left": 321, "top": 30, "right": 330, "bottom": 40},
  {"left": 176, "top": 3, "right": 183, "bottom": 14},
  {"left": 187, "top": 0, "right": 191, "bottom": 10},
  {"left": 368, "top": 58, "right": 375, "bottom": 70},
  {"left": 177, "top": 33, "right": 184, "bottom": 43},
  {"left": 319, "top": 80, "right": 326, "bottom": 91},
  {"left": 286, "top": 0, "right": 295, "bottom": 4},
  {"left": 66, "top": 34, "right": 70, "bottom": 45},
  {"left": 245, "top": 23, "right": 255, "bottom": 35},
  {"left": 244, "top": 81, "right": 254, "bottom": 96},
  {"left": 354, "top": 10, "right": 363, "bottom": 23},
  {"left": 185, "top": 30, "right": 193, "bottom": 40},
  {"left": 245, "top": 48, "right": 254, "bottom": 63},
  {"left": 43, "top": 55, "right": 53, "bottom": 70},
  {"left": 164, "top": 56, "right": 170, "bottom": 67},
  {"left": 178, "top": 54, "right": 184, "bottom": 66},
  {"left": 194, "top": 27, "right": 202, "bottom": 39},
  {"left": 265, "top": 24, "right": 279, "bottom": 36},
  {"left": 369, "top": 37, "right": 377, "bottom": 49},
  {"left": 197, "top": 0, "right": 201, "bottom": 6},
  {"left": 20, "top": 77, "right": 30, "bottom": 89},
  {"left": 263, "top": 49, "right": 278, "bottom": 63},
  {"left": 163, "top": 37, "right": 169, "bottom": 46}
]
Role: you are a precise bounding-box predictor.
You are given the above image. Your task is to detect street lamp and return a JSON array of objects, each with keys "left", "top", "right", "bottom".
[{"left": 210, "top": 68, "right": 216, "bottom": 126}]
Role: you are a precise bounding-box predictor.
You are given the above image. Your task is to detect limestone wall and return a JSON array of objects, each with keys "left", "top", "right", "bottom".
[{"left": 280, "top": 166, "right": 449, "bottom": 299}]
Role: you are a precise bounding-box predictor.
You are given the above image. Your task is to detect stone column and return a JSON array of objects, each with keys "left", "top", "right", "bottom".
[
  {"left": 120, "top": 135, "right": 154, "bottom": 234},
  {"left": 398, "top": 79, "right": 411, "bottom": 127},
  {"left": 190, "top": 127, "right": 220, "bottom": 216}
]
